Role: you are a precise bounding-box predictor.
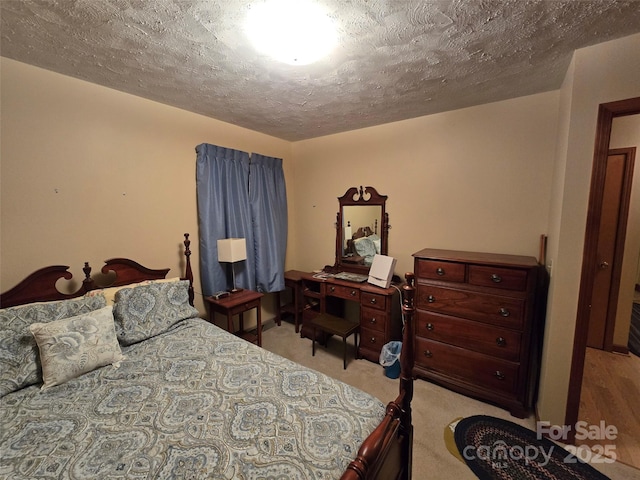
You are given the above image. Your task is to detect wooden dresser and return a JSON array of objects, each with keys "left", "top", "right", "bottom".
[{"left": 412, "top": 249, "right": 546, "bottom": 418}]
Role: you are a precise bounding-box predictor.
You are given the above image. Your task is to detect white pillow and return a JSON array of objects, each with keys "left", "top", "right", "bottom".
[
  {"left": 0, "top": 294, "right": 107, "bottom": 397},
  {"left": 29, "top": 306, "right": 125, "bottom": 390}
]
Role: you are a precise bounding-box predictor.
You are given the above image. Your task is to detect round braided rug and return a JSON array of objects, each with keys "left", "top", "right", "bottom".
[{"left": 453, "top": 415, "right": 611, "bottom": 480}]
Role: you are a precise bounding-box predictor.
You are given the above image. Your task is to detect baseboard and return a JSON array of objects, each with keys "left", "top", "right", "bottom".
[{"left": 612, "top": 344, "right": 629, "bottom": 355}]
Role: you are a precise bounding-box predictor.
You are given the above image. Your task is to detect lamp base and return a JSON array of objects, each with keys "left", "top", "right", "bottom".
[{"left": 229, "top": 287, "right": 244, "bottom": 294}]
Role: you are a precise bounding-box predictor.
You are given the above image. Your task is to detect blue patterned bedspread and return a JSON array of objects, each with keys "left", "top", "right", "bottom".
[{"left": 0, "top": 318, "right": 385, "bottom": 479}]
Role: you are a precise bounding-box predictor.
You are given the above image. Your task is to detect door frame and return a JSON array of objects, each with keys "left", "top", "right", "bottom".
[{"left": 565, "top": 97, "right": 640, "bottom": 441}]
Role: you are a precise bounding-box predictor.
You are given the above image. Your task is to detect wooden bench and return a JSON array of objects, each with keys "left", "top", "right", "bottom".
[{"left": 308, "top": 313, "right": 360, "bottom": 369}]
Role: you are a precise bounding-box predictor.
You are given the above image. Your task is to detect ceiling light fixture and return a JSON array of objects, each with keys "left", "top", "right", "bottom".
[{"left": 245, "top": 0, "right": 336, "bottom": 66}]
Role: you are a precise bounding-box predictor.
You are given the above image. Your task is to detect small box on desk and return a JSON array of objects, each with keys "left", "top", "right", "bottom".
[{"left": 367, "top": 254, "right": 396, "bottom": 289}]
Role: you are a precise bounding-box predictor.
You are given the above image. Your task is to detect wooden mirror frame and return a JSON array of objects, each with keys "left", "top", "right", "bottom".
[{"left": 326, "top": 186, "right": 390, "bottom": 274}]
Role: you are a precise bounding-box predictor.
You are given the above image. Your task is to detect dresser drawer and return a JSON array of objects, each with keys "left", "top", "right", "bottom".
[
  {"left": 361, "top": 291, "right": 387, "bottom": 311},
  {"left": 416, "top": 284, "right": 525, "bottom": 329},
  {"left": 415, "top": 259, "right": 465, "bottom": 283},
  {"left": 469, "top": 265, "right": 529, "bottom": 291},
  {"left": 360, "top": 326, "right": 385, "bottom": 353},
  {"left": 415, "top": 338, "right": 519, "bottom": 395},
  {"left": 326, "top": 284, "right": 360, "bottom": 301},
  {"left": 362, "top": 306, "right": 387, "bottom": 333},
  {"left": 416, "top": 310, "right": 522, "bottom": 361}
]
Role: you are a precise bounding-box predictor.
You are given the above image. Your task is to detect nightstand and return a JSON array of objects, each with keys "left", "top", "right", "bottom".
[{"left": 205, "top": 290, "right": 264, "bottom": 347}]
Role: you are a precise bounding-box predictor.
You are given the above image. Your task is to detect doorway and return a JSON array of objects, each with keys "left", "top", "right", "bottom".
[{"left": 566, "top": 97, "right": 640, "bottom": 443}]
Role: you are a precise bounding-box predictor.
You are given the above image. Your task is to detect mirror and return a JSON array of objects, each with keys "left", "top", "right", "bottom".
[{"left": 328, "top": 186, "right": 389, "bottom": 274}]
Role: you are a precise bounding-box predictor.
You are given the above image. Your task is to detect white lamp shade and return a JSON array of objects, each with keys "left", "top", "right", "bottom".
[
  {"left": 344, "top": 225, "right": 352, "bottom": 248},
  {"left": 217, "top": 238, "right": 247, "bottom": 263}
]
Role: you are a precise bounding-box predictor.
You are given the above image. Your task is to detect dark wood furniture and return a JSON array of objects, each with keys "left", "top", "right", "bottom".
[
  {"left": 0, "top": 234, "right": 193, "bottom": 308},
  {"left": 327, "top": 186, "right": 390, "bottom": 275},
  {"left": 0, "top": 234, "right": 416, "bottom": 480},
  {"left": 275, "top": 269, "right": 306, "bottom": 332},
  {"left": 341, "top": 273, "right": 415, "bottom": 480},
  {"left": 205, "top": 289, "right": 264, "bottom": 347},
  {"left": 298, "top": 272, "right": 402, "bottom": 363},
  {"left": 309, "top": 312, "right": 360, "bottom": 369},
  {"left": 413, "top": 248, "right": 545, "bottom": 418}
]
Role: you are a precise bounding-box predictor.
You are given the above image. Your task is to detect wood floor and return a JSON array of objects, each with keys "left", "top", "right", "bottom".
[{"left": 578, "top": 346, "right": 640, "bottom": 470}]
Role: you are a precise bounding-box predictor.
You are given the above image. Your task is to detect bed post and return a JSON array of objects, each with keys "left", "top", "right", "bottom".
[
  {"left": 340, "top": 272, "right": 416, "bottom": 480},
  {"left": 81, "top": 262, "right": 97, "bottom": 293},
  {"left": 183, "top": 233, "right": 195, "bottom": 306},
  {"left": 400, "top": 272, "right": 415, "bottom": 479}
]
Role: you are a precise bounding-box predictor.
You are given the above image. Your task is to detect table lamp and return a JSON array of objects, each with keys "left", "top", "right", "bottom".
[{"left": 217, "top": 238, "right": 247, "bottom": 293}]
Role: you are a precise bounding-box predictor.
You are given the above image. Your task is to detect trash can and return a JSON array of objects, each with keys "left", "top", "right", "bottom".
[{"left": 379, "top": 341, "right": 402, "bottom": 379}]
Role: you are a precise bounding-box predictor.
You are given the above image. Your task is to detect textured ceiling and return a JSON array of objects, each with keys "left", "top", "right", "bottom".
[{"left": 2, "top": 0, "right": 640, "bottom": 141}]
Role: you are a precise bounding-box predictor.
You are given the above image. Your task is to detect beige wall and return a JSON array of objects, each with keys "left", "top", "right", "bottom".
[
  {"left": 0, "top": 57, "right": 292, "bottom": 318},
  {"left": 0, "top": 56, "right": 563, "bottom": 413},
  {"left": 2, "top": 32, "right": 639, "bottom": 427},
  {"left": 610, "top": 115, "right": 640, "bottom": 347},
  {"left": 538, "top": 32, "right": 640, "bottom": 426},
  {"left": 291, "top": 92, "right": 559, "bottom": 278}
]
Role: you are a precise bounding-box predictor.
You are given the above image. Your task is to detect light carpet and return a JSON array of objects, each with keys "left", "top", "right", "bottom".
[{"left": 261, "top": 320, "right": 640, "bottom": 480}]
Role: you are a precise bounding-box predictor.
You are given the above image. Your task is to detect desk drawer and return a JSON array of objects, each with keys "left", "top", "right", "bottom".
[
  {"left": 415, "top": 338, "right": 518, "bottom": 395},
  {"left": 416, "top": 284, "right": 525, "bottom": 329},
  {"left": 361, "top": 306, "right": 387, "bottom": 333},
  {"left": 360, "top": 326, "right": 385, "bottom": 353},
  {"left": 326, "top": 284, "right": 360, "bottom": 301},
  {"left": 227, "top": 299, "right": 260, "bottom": 316},
  {"left": 361, "top": 291, "right": 387, "bottom": 311},
  {"left": 416, "top": 310, "right": 521, "bottom": 361}
]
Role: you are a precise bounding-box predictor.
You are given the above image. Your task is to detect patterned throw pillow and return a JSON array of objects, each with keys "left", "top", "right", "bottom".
[
  {"left": 0, "top": 294, "right": 107, "bottom": 397},
  {"left": 29, "top": 306, "right": 125, "bottom": 390},
  {"left": 113, "top": 280, "right": 198, "bottom": 346},
  {"left": 84, "top": 277, "right": 182, "bottom": 305}
]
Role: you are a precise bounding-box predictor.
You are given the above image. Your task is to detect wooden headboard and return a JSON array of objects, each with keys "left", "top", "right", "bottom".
[{"left": 0, "top": 233, "right": 194, "bottom": 308}]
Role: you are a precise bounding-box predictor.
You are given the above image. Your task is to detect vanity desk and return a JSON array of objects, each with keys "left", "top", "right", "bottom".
[
  {"left": 283, "top": 185, "right": 402, "bottom": 363},
  {"left": 296, "top": 272, "right": 403, "bottom": 363}
]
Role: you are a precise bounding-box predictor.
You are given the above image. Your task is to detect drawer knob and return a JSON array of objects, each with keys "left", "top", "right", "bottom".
[
  {"left": 423, "top": 350, "right": 433, "bottom": 358},
  {"left": 496, "top": 337, "right": 506, "bottom": 347},
  {"left": 330, "top": 286, "right": 335, "bottom": 292},
  {"left": 427, "top": 295, "right": 436, "bottom": 303},
  {"left": 491, "top": 274, "right": 502, "bottom": 283},
  {"left": 350, "top": 290, "right": 357, "bottom": 297},
  {"left": 494, "top": 371, "right": 506, "bottom": 380},
  {"left": 436, "top": 267, "right": 445, "bottom": 276},
  {"left": 370, "top": 317, "right": 377, "bottom": 325},
  {"left": 369, "top": 297, "right": 377, "bottom": 304},
  {"left": 499, "top": 308, "right": 510, "bottom": 317},
  {"left": 426, "top": 323, "right": 434, "bottom": 331},
  {"left": 369, "top": 337, "right": 376, "bottom": 344}
]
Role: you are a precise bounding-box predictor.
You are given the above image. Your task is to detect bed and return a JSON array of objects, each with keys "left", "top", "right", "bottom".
[{"left": 0, "top": 234, "right": 415, "bottom": 479}]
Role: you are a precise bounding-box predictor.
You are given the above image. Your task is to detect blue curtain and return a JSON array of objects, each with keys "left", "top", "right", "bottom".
[
  {"left": 196, "top": 144, "right": 255, "bottom": 295},
  {"left": 250, "top": 153, "right": 287, "bottom": 292},
  {"left": 196, "top": 144, "right": 287, "bottom": 296}
]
